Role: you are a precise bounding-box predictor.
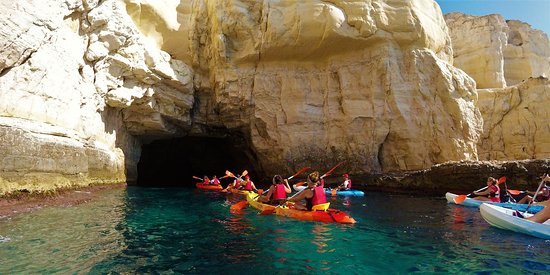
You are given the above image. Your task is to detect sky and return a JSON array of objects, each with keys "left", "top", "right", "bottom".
[{"left": 435, "top": 0, "right": 550, "bottom": 35}]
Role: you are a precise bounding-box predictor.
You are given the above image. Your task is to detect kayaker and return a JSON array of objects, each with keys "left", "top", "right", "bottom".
[
  {"left": 211, "top": 175, "right": 220, "bottom": 185},
  {"left": 516, "top": 175, "right": 550, "bottom": 204},
  {"left": 514, "top": 199, "right": 550, "bottom": 223},
  {"left": 338, "top": 174, "right": 352, "bottom": 190},
  {"left": 286, "top": 171, "right": 327, "bottom": 211},
  {"left": 202, "top": 176, "right": 210, "bottom": 185},
  {"left": 232, "top": 174, "right": 242, "bottom": 188},
  {"left": 471, "top": 177, "right": 500, "bottom": 202},
  {"left": 240, "top": 175, "right": 258, "bottom": 192},
  {"left": 259, "top": 175, "right": 291, "bottom": 205}
]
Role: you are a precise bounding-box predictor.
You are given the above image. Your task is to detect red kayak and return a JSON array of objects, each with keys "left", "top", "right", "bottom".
[
  {"left": 246, "top": 192, "right": 356, "bottom": 224},
  {"left": 196, "top": 183, "right": 223, "bottom": 191}
]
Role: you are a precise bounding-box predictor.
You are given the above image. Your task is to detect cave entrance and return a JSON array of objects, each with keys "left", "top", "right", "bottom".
[{"left": 137, "top": 136, "right": 258, "bottom": 187}]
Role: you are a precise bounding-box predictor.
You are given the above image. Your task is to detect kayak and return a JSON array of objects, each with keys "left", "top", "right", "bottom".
[
  {"left": 326, "top": 189, "right": 365, "bottom": 196},
  {"left": 445, "top": 192, "right": 543, "bottom": 214},
  {"left": 293, "top": 185, "right": 365, "bottom": 196},
  {"left": 479, "top": 203, "right": 550, "bottom": 239},
  {"left": 245, "top": 192, "right": 356, "bottom": 224},
  {"left": 224, "top": 187, "right": 248, "bottom": 195},
  {"left": 196, "top": 183, "right": 223, "bottom": 190}
]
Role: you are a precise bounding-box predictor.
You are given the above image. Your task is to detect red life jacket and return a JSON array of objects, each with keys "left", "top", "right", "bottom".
[
  {"left": 312, "top": 186, "right": 327, "bottom": 205},
  {"left": 244, "top": 180, "right": 253, "bottom": 191},
  {"left": 212, "top": 178, "right": 220, "bottom": 185},
  {"left": 203, "top": 178, "right": 209, "bottom": 185},
  {"left": 272, "top": 184, "right": 286, "bottom": 200}
]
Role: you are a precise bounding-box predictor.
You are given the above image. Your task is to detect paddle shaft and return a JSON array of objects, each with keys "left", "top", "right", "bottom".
[{"left": 523, "top": 174, "right": 547, "bottom": 214}]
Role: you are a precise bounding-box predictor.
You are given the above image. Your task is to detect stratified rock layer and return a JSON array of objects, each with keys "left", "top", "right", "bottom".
[{"left": 445, "top": 12, "right": 550, "bottom": 89}]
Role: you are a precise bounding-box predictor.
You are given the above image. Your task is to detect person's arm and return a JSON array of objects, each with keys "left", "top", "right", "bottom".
[
  {"left": 283, "top": 179, "right": 292, "bottom": 193},
  {"left": 287, "top": 189, "right": 308, "bottom": 202},
  {"left": 252, "top": 182, "right": 258, "bottom": 192},
  {"left": 475, "top": 187, "right": 492, "bottom": 196}
]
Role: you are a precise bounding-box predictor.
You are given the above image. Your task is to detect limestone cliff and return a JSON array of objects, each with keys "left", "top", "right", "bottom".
[
  {"left": 477, "top": 77, "right": 550, "bottom": 160},
  {"left": 0, "top": 0, "right": 546, "bottom": 195},
  {"left": 445, "top": 12, "right": 550, "bottom": 89}
]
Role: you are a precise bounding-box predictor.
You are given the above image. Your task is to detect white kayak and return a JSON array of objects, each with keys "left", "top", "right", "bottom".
[
  {"left": 479, "top": 203, "right": 550, "bottom": 239},
  {"left": 445, "top": 192, "right": 543, "bottom": 213}
]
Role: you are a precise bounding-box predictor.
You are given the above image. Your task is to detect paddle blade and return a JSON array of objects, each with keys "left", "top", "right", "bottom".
[
  {"left": 225, "top": 170, "right": 236, "bottom": 178},
  {"left": 453, "top": 195, "right": 467, "bottom": 204},
  {"left": 230, "top": 201, "right": 248, "bottom": 211},
  {"left": 295, "top": 182, "right": 305, "bottom": 187},
  {"left": 242, "top": 170, "right": 248, "bottom": 177},
  {"left": 497, "top": 176, "right": 506, "bottom": 184},
  {"left": 321, "top": 162, "right": 344, "bottom": 179},
  {"left": 331, "top": 189, "right": 337, "bottom": 197},
  {"left": 192, "top": 176, "right": 202, "bottom": 180},
  {"left": 288, "top": 166, "right": 311, "bottom": 180},
  {"left": 508, "top": 189, "right": 521, "bottom": 195},
  {"left": 312, "top": 202, "right": 330, "bottom": 211}
]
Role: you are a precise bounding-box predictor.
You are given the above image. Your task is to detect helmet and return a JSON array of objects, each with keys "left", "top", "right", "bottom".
[{"left": 343, "top": 174, "right": 349, "bottom": 178}]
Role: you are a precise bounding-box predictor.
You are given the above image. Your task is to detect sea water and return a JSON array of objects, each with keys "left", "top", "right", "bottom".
[{"left": 0, "top": 186, "right": 548, "bottom": 274}]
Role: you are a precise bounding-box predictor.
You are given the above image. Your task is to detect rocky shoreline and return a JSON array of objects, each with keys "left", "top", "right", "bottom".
[{"left": 0, "top": 183, "right": 126, "bottom": 219}]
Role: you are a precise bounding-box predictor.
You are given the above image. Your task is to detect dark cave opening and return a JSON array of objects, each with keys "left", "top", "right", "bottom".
[{"left": 137, "top": 136, "right": 259, "bottom": 187}]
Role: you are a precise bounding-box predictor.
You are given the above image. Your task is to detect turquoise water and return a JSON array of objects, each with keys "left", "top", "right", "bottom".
[{"left": 1, "top": 186, "right": 548, "bottom": 274}]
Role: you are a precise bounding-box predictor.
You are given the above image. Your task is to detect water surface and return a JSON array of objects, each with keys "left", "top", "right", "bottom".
[{"left": 1, "top": 186, "right": 548, "bottom": 273}]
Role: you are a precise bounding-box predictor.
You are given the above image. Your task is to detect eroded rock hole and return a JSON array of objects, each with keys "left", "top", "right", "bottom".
[{"left": 137, "top": 136, "right": 258, "bottom": 187}]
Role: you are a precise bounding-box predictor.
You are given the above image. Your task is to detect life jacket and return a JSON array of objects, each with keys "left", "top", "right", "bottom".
[
  {"left": 319, "top": 179, "right": 325, "bottom": 188},
  {"left": 272, "top": 184, "right": 286, "bottom": 200},
  {"left": 244, "top": 180, "right": 253, "bottom": 191},
  {"left": 489, "top": 185, "right": 500, "bottom": 202},
  {"left": 203, "top": 178, "right": 209, "bottom": 185},
  {"left": 312, "top": 186, "right": 327, "bottom": 206},
  {"left": 212, "top": 178, "right": 220, "bottom": 185}
]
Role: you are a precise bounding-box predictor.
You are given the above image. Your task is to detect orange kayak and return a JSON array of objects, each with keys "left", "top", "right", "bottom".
[
  {"left": 196, "top": 183, "right": 223, "bottom": 190},
  {"left": 246, "top": 192, "right": 356, "bottom": 224},
  {"left": 226, "top": 187, "right": 248, "bottom": 195}
]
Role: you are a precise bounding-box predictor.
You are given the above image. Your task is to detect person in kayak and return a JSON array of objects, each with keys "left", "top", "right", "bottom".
[
  {"left": 259, "top": 175, "right": 292, "bottom": 205},
  {"left": 202, "top": 176, "right": 210, "bottom": 185},
  {"left": 338, "top": 174, "right": 352, "bottom": 190},
  {"left": 286, "top": 171, "right": 327, "bottom": 211},
  {"left": 239, "top": 175, "right": 258, "bottom": 192},
  {"left": 471, "top": 177, "right": 500, "bottom": 202},
  {"left": 516, "top": 175, "right": 550, "bottom": 204},
  {"left": 211, "top": 175, "right": 221, "bottom": 185},
  {"left": 513, "top": 199, "right": 550, "bottom": 223}
]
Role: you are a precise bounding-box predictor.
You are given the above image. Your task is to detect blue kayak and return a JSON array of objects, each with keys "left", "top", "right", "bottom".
[
  {"left": 446, "top": 192, "right": 543, "bottom": 214},
  {"left": 325, "top": 189, "right": 365, "bottom": 196},
  {"left": 292, "top": 185, "right": 364, "bottom": 196}
]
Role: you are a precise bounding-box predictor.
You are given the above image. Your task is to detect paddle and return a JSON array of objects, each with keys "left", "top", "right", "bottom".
[
  {"left": 507, "top": 189, "right": 522, "bottom": 195},
  {"left": 523, "top": 174, "right": 548, "bottom": 215},
  {"left": 260, "top": 164, "right": 341, "bottom": 215},
  {"left": 454, "top": 176, "right": 506, "bottom": 204},
  {"left": 192, "top": 176, "right": 203, "bottom": 181}
]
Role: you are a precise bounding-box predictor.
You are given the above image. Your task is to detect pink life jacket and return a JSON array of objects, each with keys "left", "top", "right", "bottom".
[
  {"left": 312, "top": 186, "right": 327, "bottom": 205},
  {"left": 489, "top": 185, "right": 500, "bottom": 202},
  {"left": 272, "top": 184, "right": 286, "bottom": 200},
  {"left": 244, "top": 180, "right": 253, "bottom": 191},
  {"left": 203, "top": 178, "right": 209, "bottom": 185},
  {"left": 212, "top": 178, "right": 220, "bottom": 185}
]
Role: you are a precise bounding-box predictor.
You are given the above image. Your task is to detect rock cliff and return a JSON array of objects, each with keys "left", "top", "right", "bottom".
[
  {"left": 445, "top": 12, "right": 550, "bottom": 89},
  {"left": 0, "top": 0, "right": 548, "bottom": 195}
]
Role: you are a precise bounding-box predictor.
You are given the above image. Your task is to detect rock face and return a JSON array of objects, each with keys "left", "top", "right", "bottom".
[
  {"left": 445, "top": 12, "right": 550, "bottom": 89},
  {"left": 477, "top": 77, "right": 550, "bottom": 160},
  {"left": 0, "top": 0, "right": 547, "bottom": 195}
]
